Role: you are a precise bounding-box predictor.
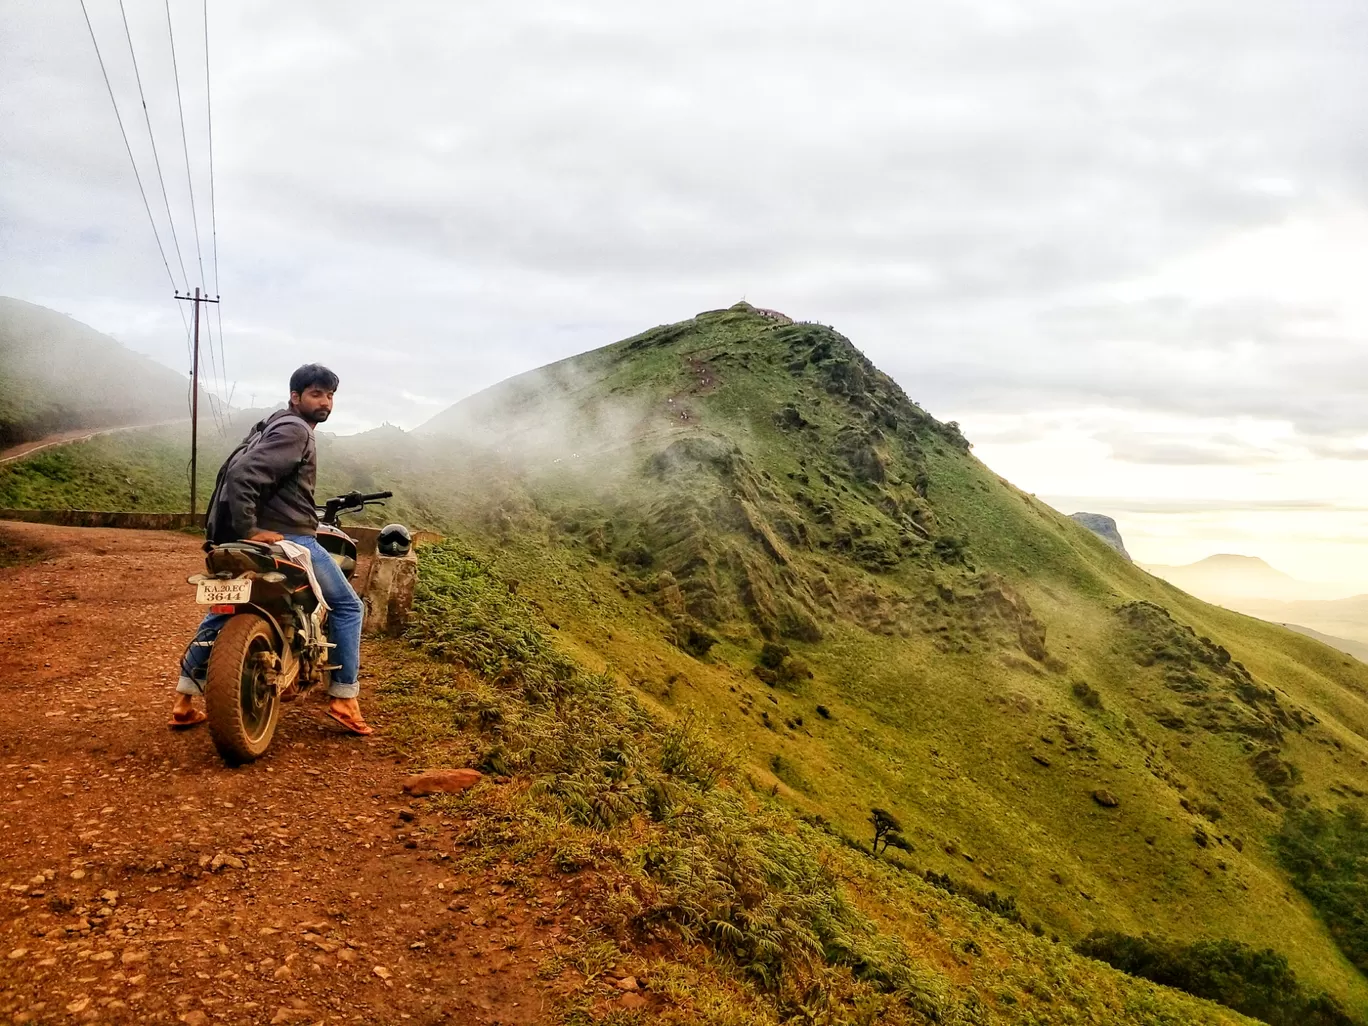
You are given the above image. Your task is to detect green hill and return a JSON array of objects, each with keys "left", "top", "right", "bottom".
[
  {"left": 406, "top": 303, "right": 1368, "bottom": 1011},
  {"left": 0, "top": 296, "right": 204, "bottom": 447},
  {"left": 4, "top": 301, "right": 1367, "bottom": 1022}
]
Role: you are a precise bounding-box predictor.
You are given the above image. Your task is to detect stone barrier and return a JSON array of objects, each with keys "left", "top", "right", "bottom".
[
  {"left": 0, "top": 509, "right": 205, "bottom": 531},
  {"left": 0, "top": 510, "right": 442, "bottom": 553}
]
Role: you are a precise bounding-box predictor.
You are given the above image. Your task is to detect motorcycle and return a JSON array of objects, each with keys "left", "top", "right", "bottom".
[{"left": 187, "top": 489, "right": 392, "bottom": 765}]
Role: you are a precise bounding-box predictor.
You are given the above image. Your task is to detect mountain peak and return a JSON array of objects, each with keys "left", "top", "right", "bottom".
[{"left": 1192, "top": 553, "right": 1280, "bottom": 570}]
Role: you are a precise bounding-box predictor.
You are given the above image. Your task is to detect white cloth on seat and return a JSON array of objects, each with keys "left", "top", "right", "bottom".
[{"left": 276, "top": 540, "right": 330, "bottom": 612}]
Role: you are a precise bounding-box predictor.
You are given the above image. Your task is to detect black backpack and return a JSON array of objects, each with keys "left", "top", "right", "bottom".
[{"left": 203, "top": 413, "right": 310, "bottom": 545}]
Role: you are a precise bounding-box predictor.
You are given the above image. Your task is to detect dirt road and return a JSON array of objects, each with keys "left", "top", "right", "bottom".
[
  {"left": 0, "top": 522, "right": 572, "bottom": 1025},
  {"left": 0, "top": 422, "right": 189, "bottom": 466}
]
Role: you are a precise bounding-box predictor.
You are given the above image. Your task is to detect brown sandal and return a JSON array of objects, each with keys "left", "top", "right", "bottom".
[
  {"left": 168, "top": 709, "right": 208, "bottom": 730},
  {"left": 326, "top": 709, "right": 375, "bottom": 736}
]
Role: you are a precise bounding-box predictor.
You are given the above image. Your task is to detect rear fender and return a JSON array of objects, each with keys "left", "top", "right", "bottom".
[
  {"left": 234, "top": 604, "right": 302, "bottom": 691},
  {"left": 235, "top": 604, "right": 287, "bottom": 649}
]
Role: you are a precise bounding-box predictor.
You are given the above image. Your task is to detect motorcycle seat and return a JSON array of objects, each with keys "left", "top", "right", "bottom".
[{"left": 207, "top": 542, "right": 312, "bottom": 580}]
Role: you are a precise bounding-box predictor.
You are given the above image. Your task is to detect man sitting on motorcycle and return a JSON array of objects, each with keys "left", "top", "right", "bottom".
[{"left": 168, "top": 363, "right": 373, "bottom": 736}]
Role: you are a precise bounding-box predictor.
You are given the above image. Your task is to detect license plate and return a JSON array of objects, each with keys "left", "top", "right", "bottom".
[{"left": 196, "top": 578, "right": 252, "bottom": 605}]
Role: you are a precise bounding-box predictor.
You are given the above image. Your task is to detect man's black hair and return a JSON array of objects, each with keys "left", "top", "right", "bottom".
[{"left": 289, "top": 363, "right": 340, "bottom": 395}]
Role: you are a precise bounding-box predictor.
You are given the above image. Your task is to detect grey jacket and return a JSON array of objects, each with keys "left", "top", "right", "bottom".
[{"left": 218, "top": 409, "right": 319, "bottom": 538}]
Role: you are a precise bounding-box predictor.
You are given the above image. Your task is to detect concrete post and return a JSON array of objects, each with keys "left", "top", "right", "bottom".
[{"left": 360, "top": 550, "right": 419, "bottom": 637}]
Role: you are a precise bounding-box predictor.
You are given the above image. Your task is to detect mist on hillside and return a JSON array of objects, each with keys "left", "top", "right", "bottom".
[
  {"left": 0, "top": 297, "right": 224, "bottom": 446},
  {"left": 415, "top": 347, "right": 711, "bottom": 486}
]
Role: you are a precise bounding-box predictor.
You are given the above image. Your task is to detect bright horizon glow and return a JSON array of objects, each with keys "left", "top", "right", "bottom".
[{"left": 961, "top": 204, "right": 1368, "bottom": 592}]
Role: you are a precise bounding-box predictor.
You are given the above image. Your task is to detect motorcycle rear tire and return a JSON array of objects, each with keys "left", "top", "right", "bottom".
[{"left": 205, "top": 613, "right": 282, "bottom": 765}]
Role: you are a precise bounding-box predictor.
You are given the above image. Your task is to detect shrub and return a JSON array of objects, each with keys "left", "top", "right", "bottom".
[
  {"left": 755, "top": 641, "right": 814, "bottom": 694},
  {"left": 1071, "top": 681, "right": 1103, "bottom": 709},
  {"left": 673, "top": 617, "right": 718, "bottom": 658},
  {"left": 1075, "top": 932, "right": 1357, "bottom": 1026},
  {"left": 932, "top": 534, "right": 970, "bottom": 565},
  {"left": 923, "top": 871, "right": 1023, "bottom": 925},
  {"left": 758, "top": 641, "right": 790, "bottom": 669},
  {"left": 1276, "top": 804, "right": 1368, "bottom": 977},
  {"left": 775, "top": 655, "right": 813, "bottom": 690},
  {"left": 616, "top": 540, "right": 654, "bottom": 568},
  {"left": 885, "top": 831, "right": 914, "bottom": 853}
]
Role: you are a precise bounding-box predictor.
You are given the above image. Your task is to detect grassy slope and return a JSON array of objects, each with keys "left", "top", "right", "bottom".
[
  {"left": 0, "top": 297, "right": 197, "bottom": 446},
  {"left": 913, "top": 450, "right": 1368, "bottom": 991},
  {"left": 4, "top": 306, "right": 1366, "bottom": 1016},
  {"left": 373, "top": 540, "right": 1260, "bottom": 1025},
  {"left": 0, "top": 426, "right": 204, "bottom": 510},
  {"left": 407, "top": 306, "right": 1368, "bottom": 1010}
]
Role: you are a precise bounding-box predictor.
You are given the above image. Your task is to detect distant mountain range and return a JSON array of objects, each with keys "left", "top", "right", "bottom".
[
  {"left": 1142, "top": 553, "right": 1349, "bottom": 603},
  {"left": 1145, "top": 553, "right": 1368, "bottom": 652},
  {"left": 1237, "top": 594, "right": 1368, "bottom": 648},
  {"left": 1065, "top": 520, "right": 1368, "bottom": 659},
  {"left": 1280, "top": 622, "right": 1368, "bottom": 663}
]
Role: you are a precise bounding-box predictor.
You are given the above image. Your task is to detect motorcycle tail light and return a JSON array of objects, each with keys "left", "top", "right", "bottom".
[
  {"left": 260, "top": 572, "right": 286, "bottom": 583},
  {"left": 210, "top": 605, "right": 238, "bottom": 614}
]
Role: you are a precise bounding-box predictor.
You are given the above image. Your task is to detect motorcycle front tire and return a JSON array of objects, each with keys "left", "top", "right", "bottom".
[{"left": 205, "top": 612, "right": 282, "bottom": 765}]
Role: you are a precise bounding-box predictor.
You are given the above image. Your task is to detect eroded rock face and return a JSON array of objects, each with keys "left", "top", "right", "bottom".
[
  {"left": 402, "top": 769, "right": 484, "bottom": 796},
  {"left": 1069, "top": 513, "right": 1131, "bottom": 561},
  {"left": 1250, "top": 749, "right": 1300, "bottom": 793},
  {"left": 1117, "top": 601, "right": 1318, "bottom": 798}
]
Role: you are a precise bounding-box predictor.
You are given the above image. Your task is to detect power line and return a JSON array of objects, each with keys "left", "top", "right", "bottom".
[
  {"left": 77, "top": 0, "right": 181, "bottom": 299},
  {"left": 116, "top": 0, "right": 188, "bottom": 292},
  {"left": 202, "top": 304, "right": 225, "bottom": 433},
  {"left": 164, "top": 0, "right": 206, "bottom": 290},
  {"left": 214, "top": 303, "right": 229, "bottom": 417},
  {"left": 203, "top": 0, "right": 229, "bottom": 406}
]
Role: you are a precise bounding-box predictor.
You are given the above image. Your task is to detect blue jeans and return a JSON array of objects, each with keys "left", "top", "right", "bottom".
[{"left": 177, "top": 534, "right": 364, "bottom": 700}]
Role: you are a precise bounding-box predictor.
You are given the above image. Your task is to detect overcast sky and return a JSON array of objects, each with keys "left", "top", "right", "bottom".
[{"left": 3, "top": 1, "right": 1368, "bottom": 584}]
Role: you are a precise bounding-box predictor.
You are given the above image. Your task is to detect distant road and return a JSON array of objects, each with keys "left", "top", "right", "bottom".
[{"left": 0, "top": 419, "right": 189, "bottom": 466}]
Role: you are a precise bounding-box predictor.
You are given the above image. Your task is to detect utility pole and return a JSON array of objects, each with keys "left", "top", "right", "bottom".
[{"left": 176, "top": 286, "right": 220, "bottom": 516}]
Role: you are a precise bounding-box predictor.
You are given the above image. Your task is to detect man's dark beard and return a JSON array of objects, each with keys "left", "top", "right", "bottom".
[{"left": 302, "top": 408, "right": 330, "bottom": 424}]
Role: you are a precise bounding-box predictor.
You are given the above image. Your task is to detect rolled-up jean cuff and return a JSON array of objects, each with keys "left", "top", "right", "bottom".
[
  {"left": 177, "top": 675, "right": 203, "bottom": 697},
  {"left": 328, "top": 680, "right": 360, "bottom": 699}
]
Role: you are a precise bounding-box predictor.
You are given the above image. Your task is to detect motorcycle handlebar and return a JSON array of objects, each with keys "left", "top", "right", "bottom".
[{"left": 316, "top": 489, "right": 392, "bottom": 515}]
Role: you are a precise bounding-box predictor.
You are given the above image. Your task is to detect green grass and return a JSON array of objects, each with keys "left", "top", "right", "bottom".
[
  {"left": 0, "top": 427, "right": 202, "bottom": 510},
  {"left": 394, "top": 541, "right": 952, "bottom": 1019},
  {"left": 373, "top": 536, "right": 1262, "bottom": 1024}
]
